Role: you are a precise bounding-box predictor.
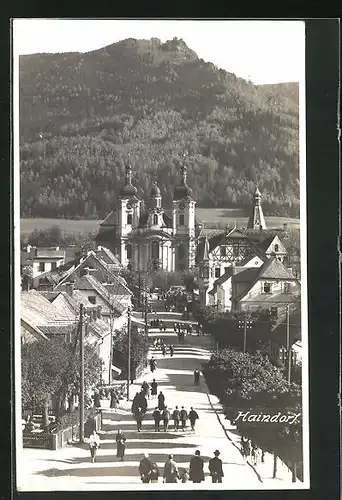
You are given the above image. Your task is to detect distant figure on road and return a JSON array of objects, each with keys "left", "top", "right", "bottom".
[
  {"left": 169, "top": 344, "right": 174, "bottom": 357},
  {"left": 189, "top": 407, "right": 199, "bottom": 431},
  {"left": 158, "top": 391, "right": 165, "bottom": 411},
  {"left": 141, "top": 381, "right": 150, "bottom": 399},
  {"left": 163, "top": 454, "right": 179, "bottom": 483},
  {"left": 93, "top": 390, "right": 101, "bottom": 408},
  {"left": 209, "top": 450, "right": 224, "bottom": 483},
  {"left": 150, "top": 357, "right": 157, "bottom": 373},
  {"left": 115, "top": 429, "right": 126, "bottom": 461},
  {"left": 150, "top": 461, "right": 160, "bottom": 483},
  {"left": 241, "top": 437, "right": 251, "bottom": 460},
  {"left": 152, "top": 407, "right": 161, "bottom": 432},
  {"left": 110, "top": 389, "right": 119, "bottom": 409},
  {"left": 251, "top": 443, "right": 261, "bottom": 465},
  {"left": 151, "top": 379, "right": 158, "bottom": 397},
  {"left": 174, "top": 323, "right": 177, "bottom": 333},
  {"left": 172, "top": 406, "right": 180, "bottom": 431},
  {"left": 163, "top": 324, "right": 167, "bottom": 332},
  {"left": 180, "top": 406, "right": 188, "bottom": 431},
  {"left": 139, "top": 453, "right": 154, "bottom": 483},
  {"left": 194, "top": 369, "right": 200, "bottom": 385},
  {"left": 134, "top": 408, "right": 144, "bottom": 432},
  {"left": 132, "top": 392, "right": 140, "bottom": 414},
  {"left": 161, "top": 344, "right": 166, "bottom": 357},
  {"left": 89, "top": 429, "right": 100, "bottom": 463},
  {"left": 189, "top": 450, "right": 205, "bottom": 483},
  {"left": 162, "top": 406, "right": 171, "bottom": 432}
]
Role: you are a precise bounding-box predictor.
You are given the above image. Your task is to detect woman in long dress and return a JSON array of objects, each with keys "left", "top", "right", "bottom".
[{"left": 116, "top": 429, "right": 126, "bottom": 461}]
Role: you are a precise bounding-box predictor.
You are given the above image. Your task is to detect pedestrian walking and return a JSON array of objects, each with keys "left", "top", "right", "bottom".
[
  {"left": 194, "top": 369, "right": 200, "bottom": 385},
  {"left": 150, "top": 357, "right": 157, "bottom": 373},
  {"left": 151, "top": 378, "right": 158, "bottom": 397},
  {"left": 150, "top": 461, "right": 160, "bottom": 483},
  {"left": 139, "top": 453, "right": 154, "bottom": 483},
  {"left": 110, "top": 388, "right": 119, "bottom": 409},
  {"left": 152, "top": 407, "right": 161, "bottom": 432},
  {"left": 172, "top": 406, "right": 180, "bottom": 431},
  {"left": 158, "top": 391, "right": 165, "bottom": 411},
  {"left": 189, "top": 450, "right": 205, "bottom": 483},
  {"left": 162, "top": 406, "right": 171, "bottom": 432},
  {"left": 89, "top": 429, "right": 100, "bottom": 463},
  {"left": 163, "top": 454, "right": 179, "bottom": 483},
  {"left": 161, "top": 344, "right": 166, "bottom": 357},
  {"left": 159, "top": 323, "right": 163, "bottom": 333},
  {"left": 251, "top": 443, "right": 261, "bottom": 465},
  {"left": 189, "top": 407, "right": 199, "bottom": 431},
  {"left": 180, "top": 406, "right": 188, "bottom": 431},
  {"left": 132, "top": 392, "right": 140, "bottom": 414},
  {"left": 241, "top": 437, "right": 251, "bottom": 460},
  {"left": 134, "top": 408, "right": 144, "bottom": 432},
  {"left": 163, "top": 324, "right": 166, "bottom": 333},
  {"left": 181, "top": 469, "right": 190, "bottom": 482},
  {"left": 93, "top": 390, "right": 101, "bottom": 408},
  {"left": 141, "top": 381, "right": 150, "bottom": 399},
  {"left": 173, "top": 323, "right": 177, "bottom": 333},
  {"left": 115, "top": 429, "right": 126, "bottom": 461},
  {"left": 209, "top": 450, "right": 224, "bottom": 483},
  {"left": 169, "top": 344, "right": 174, "bottom": 357}
]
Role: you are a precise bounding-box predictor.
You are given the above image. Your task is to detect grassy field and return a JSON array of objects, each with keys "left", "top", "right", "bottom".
[{"left": 20, "top": 209, "right": 300, "bottom": 236}]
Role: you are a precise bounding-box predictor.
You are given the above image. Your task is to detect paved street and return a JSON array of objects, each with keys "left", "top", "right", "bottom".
[{"left": 18, "top": 300, "right": 284, "bottom": 490}]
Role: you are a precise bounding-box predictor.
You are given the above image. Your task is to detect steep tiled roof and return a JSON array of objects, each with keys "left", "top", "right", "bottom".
[
  {"left": 73, "top": 275, "right": 126, "bottom": 315},
  {"left": 21, "top": 290, "right": 75, "bottom": 336},
  {"left": 95, "top": 246, "right": 122, "bottom": 269},
  {"left": 235, "top": 257, "right": 299, "bottom": 301},
  {"left": 100, "top": 211, "right": 117, "bottom": 227}
]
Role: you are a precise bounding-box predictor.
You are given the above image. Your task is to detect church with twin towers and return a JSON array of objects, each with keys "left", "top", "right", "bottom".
[{"left": 96, "top": 161, "right": 269, "bottom": 275}]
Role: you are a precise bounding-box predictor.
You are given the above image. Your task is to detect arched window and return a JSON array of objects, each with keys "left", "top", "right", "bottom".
[
  {"left": 151, "top": 241, "right": 159, "bottom": 260},
  {"left": 153, "top": 213, "right": 158, "bottom": 225},
  {"left": 179, "top": 214, "right": 185, "bottom": 226},
  {"left": 126, "top": 243, "right": 132, "bottom": 260},
  {"left": 178, "top": 243, "right": 185, "bottom": 260}
]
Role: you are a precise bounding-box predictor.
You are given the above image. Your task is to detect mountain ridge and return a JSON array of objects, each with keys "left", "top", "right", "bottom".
[{"left": 19, "top": 37, "right": 299, "bottom": 219}]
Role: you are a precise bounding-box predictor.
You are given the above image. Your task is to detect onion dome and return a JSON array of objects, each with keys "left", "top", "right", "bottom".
[
  {"left": 151, "top": 179, "right": 161, "bottom": 198},
  {"left": 173, "top": 165, "right": 193, "bottom": 201},
  {"left": 120, "top": 164, "right": 137, "bottom": 198}
]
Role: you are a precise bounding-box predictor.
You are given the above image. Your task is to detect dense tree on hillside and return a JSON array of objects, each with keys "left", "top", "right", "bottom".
[{"left": 20, "top": 38, "right": 299, "bottom": 218}]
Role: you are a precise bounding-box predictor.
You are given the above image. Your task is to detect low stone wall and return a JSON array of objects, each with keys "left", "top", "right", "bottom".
[{"left": 23, "top": 413, "right": 102, "bottom": 450}]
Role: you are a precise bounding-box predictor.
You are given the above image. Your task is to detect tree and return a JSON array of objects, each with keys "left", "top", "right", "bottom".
[
  {"left": 112, "top": 325, "right": 149, "bottom": 378},
  {"left": 21, "top": 335, "right": 103, "bottom": 423},
  {"left": 203, "top": 348, "right": 302, "bottom": 480}
]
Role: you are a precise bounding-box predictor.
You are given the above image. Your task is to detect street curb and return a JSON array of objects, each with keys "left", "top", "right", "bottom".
[{"left": 205, "top": 391, "right": 263, "bottom": 483}]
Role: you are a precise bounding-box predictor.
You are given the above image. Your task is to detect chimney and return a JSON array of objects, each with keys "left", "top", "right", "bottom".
[
  {"left": 97, "top": 245, "right": 102, "bottom": 251},
  {"left": 56, "top": 246, "right": 60, "bottom": 251},
  {"left": 65, "top": 281, "right": 74, "bottom": 297}
]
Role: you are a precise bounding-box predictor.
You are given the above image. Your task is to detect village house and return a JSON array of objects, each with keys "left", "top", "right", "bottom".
[{"left": 21, "top": 245, "right": 66, "bottom": 278}]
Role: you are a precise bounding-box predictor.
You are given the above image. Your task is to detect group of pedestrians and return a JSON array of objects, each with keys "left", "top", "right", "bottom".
[
  {"left": 152, "top": 403, "right": 200, "bottom": 432},
  {"left": 240, "top": 437, "right": 264, "bottom": 465},
  {"left": 138, "top": 449, "right": 224, "bottom": 483}
]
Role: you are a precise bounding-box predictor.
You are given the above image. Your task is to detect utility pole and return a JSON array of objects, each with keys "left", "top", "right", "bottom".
[
  {"left": 238, "top": 314, "right": 253, "bottom": 353},
  {"left": 286, "top": 304, "right": 292, "bottom": 383},
  {"left": 144, "top": 296, "right": 148, "bottom": 339},
  {"left": 127, "top": 307, "right": 131, "bottom": 401},
  {"left": 79, "top": 303, "right": 85, "bottom": 443},
  {"left": 108, "top": 306, "right": 113, "bottom": 386}
]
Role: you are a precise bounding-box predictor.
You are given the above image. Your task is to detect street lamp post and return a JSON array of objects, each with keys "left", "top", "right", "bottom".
[{"left": 238, "top": 314, "right": 253, "bottom": 353}]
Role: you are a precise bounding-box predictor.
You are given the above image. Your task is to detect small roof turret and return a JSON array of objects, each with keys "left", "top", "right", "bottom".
[
  {"left": 120, "top": 163, "right": 138, "bottom": 198},
  {"left": 151, "top": 179, "right": 161, "bottom": 198},
  {"left": 173, "top": 164, "right": 193, "bottom": 201}
]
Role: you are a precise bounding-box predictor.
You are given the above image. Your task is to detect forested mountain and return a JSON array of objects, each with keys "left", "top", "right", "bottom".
[{"left": 19, "top": 37, "right": 299, "bottom": 219}]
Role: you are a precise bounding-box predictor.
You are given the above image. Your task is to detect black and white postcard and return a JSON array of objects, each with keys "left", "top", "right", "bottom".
[{"left": 13, "top": 19, "right": 310, "bottom": 491}]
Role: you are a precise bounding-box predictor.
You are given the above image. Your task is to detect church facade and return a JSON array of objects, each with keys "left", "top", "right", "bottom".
[{"left": 96, "top": 163, "right": 199, "bottom": 273}]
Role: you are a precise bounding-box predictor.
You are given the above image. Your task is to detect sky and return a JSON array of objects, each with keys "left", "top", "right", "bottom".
[{"left": 12, "top": 19, "right": 305, "bottom": 84}]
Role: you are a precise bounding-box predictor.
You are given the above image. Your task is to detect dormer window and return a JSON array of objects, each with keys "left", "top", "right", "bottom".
[
  {"left": 220, "top": 246, "right": 227, "bottom": 257},
  {"left": 126, "top": 244, "right": 133, "bottom": 259},
  {"left": 88, "top": 296, "right": 96, "bottom": 305},
  {"left": 283, "top": 282, "right": 291, "bottom": 294},
  {"left": 127, "top": 213, "right": 133, "bottom": 225},
  {"left": 274, "top": 244, "right": 279, "bottom": 252},
  {"left": 153, "top": 214, "right": 158, "bottom": 225},
  {"left": 179, "top": 214, "right": 184, "bottom": 226},
  {"left": 263, "top": 282, "right": 272, "bottom": 293}
]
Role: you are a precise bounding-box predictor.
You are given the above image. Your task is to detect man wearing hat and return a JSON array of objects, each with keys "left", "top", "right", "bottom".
[
  {"left": 209, "top": 450, "right": 224, "bottom": 483},
  {"left": 189, "top": 450, "right": 205, "bottom": 483}
]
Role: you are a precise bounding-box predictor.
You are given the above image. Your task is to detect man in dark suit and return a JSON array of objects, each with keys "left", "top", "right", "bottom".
[
  {"left": 189, "top": 449, "right": 205, "bottom": 483},
  {"left": 209, "top": 450, "right": 224, "bottom": 483}
]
